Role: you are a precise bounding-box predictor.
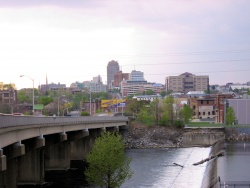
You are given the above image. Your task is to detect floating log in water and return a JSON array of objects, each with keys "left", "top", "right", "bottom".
[
  {"left": 193, "top": 151, "right": 224, "bottom": 166},
  {"left": 173, "top": 163, "right": 184, "bottom": 168}
]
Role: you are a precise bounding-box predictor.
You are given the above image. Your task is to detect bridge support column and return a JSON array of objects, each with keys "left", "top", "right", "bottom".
[
  {"left": 106, "top": 126, "right": 119, "bottom": 133},
  {"left": 70, "top": 129, "right": 100, "bottom": 160},
  {"left": 17, "top": 148, "right": 44, "bottom": 185},
  {"left": 0, "top": 149, "right": 6, "bottom": 171},
  {"left": 60, "top": 132, "right": 67, "bottom": 142},
  {"left": 45, "top": 141, "right": 70, "bottom": 170},
  {"left": 9, "top": 141, "right": 25, "bottom": 159}
]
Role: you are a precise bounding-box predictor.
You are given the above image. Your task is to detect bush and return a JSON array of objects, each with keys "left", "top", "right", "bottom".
[
  {"left": 81, "top": 111, "right": 90, "bottom": 116},
  {"left": 174, "top": 119, "right": 184, "bottom": 128}
]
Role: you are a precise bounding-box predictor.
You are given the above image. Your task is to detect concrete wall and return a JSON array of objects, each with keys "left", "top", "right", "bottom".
[
  {"left": 182, "top": 128, "right": 225, "bottom": 147},
  {"left": 201, "top": 140, "right": 225, "bottom": 188}
]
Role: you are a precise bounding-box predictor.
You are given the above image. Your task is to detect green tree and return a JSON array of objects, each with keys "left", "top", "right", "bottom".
[
  {"left": 126, "top": 100, "right": 148, "bottom": 117},
  {"left": 160, "top": 91, "right": 167, "bottom": 98},
  {"left": 85, "top": 132, "right": 133, "bottom": 188},
  {"left": 161, "top": 95, "right": 174, "bottom": 126},
  {"left": 247, "top": 89, "right": 250, "bottom": 95},
  {"left": 226, "top": 107, "right": 236, "bottom": 125},
  {"left": 145, "top": 89, "right": 154, "bottom": 95},
  {"left": 39, "top": 96, "right": 53, "bottom": 106},
  {"left": 17, "top": 90, "right": 29, "bottom": 103},
  {"left": 180, "top": 104, "right": 193, "bottom": 124}
]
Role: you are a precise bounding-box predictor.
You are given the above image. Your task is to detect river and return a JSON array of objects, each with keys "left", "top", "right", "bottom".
[
  {"left": 122, "top": 147, "right": 211, "bottom": 188},
  {"left": 217, "top": 141, "right": 250, "bottom": 187}
]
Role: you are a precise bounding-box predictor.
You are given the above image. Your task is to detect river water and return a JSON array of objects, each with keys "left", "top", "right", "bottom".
[
  {"left": 122, "top": 147, "right": 211, "bottom": 188},
  {"left": 217, "top": 141, "right": 250, "bottom": 187}
]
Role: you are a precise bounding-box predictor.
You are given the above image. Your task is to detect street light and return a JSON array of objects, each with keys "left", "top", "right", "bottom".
[
  {"left": 20, "top": 75, "right": 34, "bottom": 114},
  {"left": 58, "top": 95, "right": 65, "bottom": 116}
]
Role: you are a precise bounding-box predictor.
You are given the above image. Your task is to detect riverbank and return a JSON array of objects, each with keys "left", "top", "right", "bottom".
[
  {"left": 122, "top": 122, "right": 225, "bottom": 149},
  {"left": 123, "top": 122, "right": 184, "bottom": 148}
]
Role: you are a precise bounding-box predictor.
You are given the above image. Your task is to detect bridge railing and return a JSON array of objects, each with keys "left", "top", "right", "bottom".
[{"left": 0, "top": 115, "right": 128, "bottom": 128}]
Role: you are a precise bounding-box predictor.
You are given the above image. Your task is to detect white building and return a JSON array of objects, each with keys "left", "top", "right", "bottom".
[{"left": 130, "top": 70, "right": 145, "bottom": 81}]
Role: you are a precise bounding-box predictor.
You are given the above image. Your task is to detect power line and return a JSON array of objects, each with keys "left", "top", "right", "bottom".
[
  {"left": 121, "top": 59, "right": 250, "bottom": 66},
  {"left": 110, "top": 49, "right": 250, "bottom": 58},
  {"left": 144, "top": 69, "right": 250, "bottom": 76}
]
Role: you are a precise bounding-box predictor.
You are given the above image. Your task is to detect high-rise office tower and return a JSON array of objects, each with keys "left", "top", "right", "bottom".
[{"left": 107, "top": 60, "right": 119, "bottom": 88}]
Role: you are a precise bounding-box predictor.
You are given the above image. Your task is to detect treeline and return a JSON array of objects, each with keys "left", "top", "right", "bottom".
[{"left": 125, "top": 96, "right": 193, "bottom": 127}]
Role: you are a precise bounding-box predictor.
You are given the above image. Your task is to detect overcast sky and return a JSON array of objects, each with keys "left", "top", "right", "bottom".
[{"left": 1, "top": 0, "right": 250, "bottom": 89}]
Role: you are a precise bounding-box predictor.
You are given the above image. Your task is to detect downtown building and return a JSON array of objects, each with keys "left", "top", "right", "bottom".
[
  {"left": 165, "top": 72, "right": 209, "bottom": 94},
  {"left": 107, "top": 60, "right": 120, "bottom": 89},
  {"left": 121, "top": 80, "right": 164, "bottom": 97}
]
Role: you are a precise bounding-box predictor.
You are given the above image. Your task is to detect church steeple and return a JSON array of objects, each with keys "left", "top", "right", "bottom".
[{"left": 46, "top": 74, "right": 48, "bottom": 85}]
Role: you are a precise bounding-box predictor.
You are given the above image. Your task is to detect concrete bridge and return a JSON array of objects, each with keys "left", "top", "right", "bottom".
[{"left": 0, "top": 115, "right": 129, "bottom": 187}]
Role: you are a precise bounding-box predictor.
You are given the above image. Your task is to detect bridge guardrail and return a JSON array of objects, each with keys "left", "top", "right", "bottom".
[{"left": 0, "top": 115, "right": 128, "bottom": 128}]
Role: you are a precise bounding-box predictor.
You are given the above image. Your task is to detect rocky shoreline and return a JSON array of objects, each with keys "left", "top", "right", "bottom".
[
  {"left": 122, "top": 123, "right": 184, "bottom": 149},
  {"left": 122, "top": 123, "right": 250, "bottom": 149}
]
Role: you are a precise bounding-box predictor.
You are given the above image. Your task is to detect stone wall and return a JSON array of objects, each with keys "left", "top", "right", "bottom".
[{"left": 182, "top": 128, "right": 225, "bottom": 147}]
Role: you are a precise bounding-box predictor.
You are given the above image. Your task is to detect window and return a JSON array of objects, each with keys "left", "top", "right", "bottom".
[
  {"left": 207, "top": 101, "right": 209, "bottom": 104},
  {"left": 203, "top": 112, "right": 205, "bottom": 115},
  {"left": 4, "top": 93, "right": 9, "bottom": 97},
  {"left": 193, "top": 105, "right": 196, "bottom": 110},
  {"left": 212, "top": 111, "right": 215, "bottom": 115},
  {"left": 208, "top": 112, "right": 210, "bottom": 115}
]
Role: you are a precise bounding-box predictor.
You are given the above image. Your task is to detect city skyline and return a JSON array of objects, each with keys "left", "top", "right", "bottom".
[{"left": 1, "top": 0, "right": 250, "bottom": 89}]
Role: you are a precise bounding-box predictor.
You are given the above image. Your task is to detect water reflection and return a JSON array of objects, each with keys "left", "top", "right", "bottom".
[{"left": 217, "top": 141, "right": 250, "bottom": 183}]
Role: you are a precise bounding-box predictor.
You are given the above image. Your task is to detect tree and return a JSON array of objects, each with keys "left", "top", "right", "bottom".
[
  {"left": 39, "top": 96, "right": 53, "bottom": 106},
  {"left": 17, "top": 90, "right": 30, "bottom": 103},
  {"left": 126, "top": 100, "right": 148, "bottom": 117},
  {"left": 160, "top": 91, "right": 167, "bottom": 98},
  {"left": 85, "top": 132, "right": 133, "bottom": 188},
  {"left": 180, "top": 104, "right": 193, "bottom": 124},
  {"left": 161, "top": 95, "right": 174, "bottom": 126},
  {"left": 226, "top": 107, "right": 236, "bottom": 125},
  {"left": 145, "top": 89, "right": 154, "bottom": 95}
]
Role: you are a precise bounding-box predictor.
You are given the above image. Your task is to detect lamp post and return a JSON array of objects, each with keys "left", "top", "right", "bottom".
[
  {"left": 20, "top": 75, "right": 34, "bottom": 114},
  {"left": 58, "top": 95, "right": 65, "bottom": 116}
]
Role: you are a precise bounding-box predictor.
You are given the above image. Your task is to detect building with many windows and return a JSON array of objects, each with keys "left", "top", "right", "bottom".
[
  {"left": 166, "top": 72, "right": 209, "bottom": 94},
  {"left": 114, "top": 71, "right": 130, "bottom": 88},
  {"left": 121, "top": 80, "right": 164, "bottom": 97},
  {"left": 107, "top": 60, "right": 119, "bottom": 88},
  {"left": 130, "top": 70, "right": 145, "bottom": 81}
]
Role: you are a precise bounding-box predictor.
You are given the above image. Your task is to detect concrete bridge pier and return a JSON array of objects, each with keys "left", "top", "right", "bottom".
[
  {"left": 0, "top": 150, "right": 6, "bottom": 171},
  {"left": 45, "top": 141, "right": 71, "bottom": 171},
  {"left": 17, "top": 148, "right": 45, "bottom": 186},
  {"left": 106, "top": 126, "right": 119, "bottom": 132}
]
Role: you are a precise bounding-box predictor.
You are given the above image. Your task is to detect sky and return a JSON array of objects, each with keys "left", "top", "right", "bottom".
[{"left": 1, "top": 0, "right": 250, "bottom": 90}]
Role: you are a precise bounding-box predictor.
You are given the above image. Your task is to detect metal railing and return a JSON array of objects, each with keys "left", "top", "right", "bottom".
[{"left": 0, "top": 115, "right": 128, "bottom": 128}]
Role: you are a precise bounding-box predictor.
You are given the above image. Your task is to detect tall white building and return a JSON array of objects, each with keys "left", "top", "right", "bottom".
[{"left": 130, "top": 70, "right": 145, "bottom": 81}]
